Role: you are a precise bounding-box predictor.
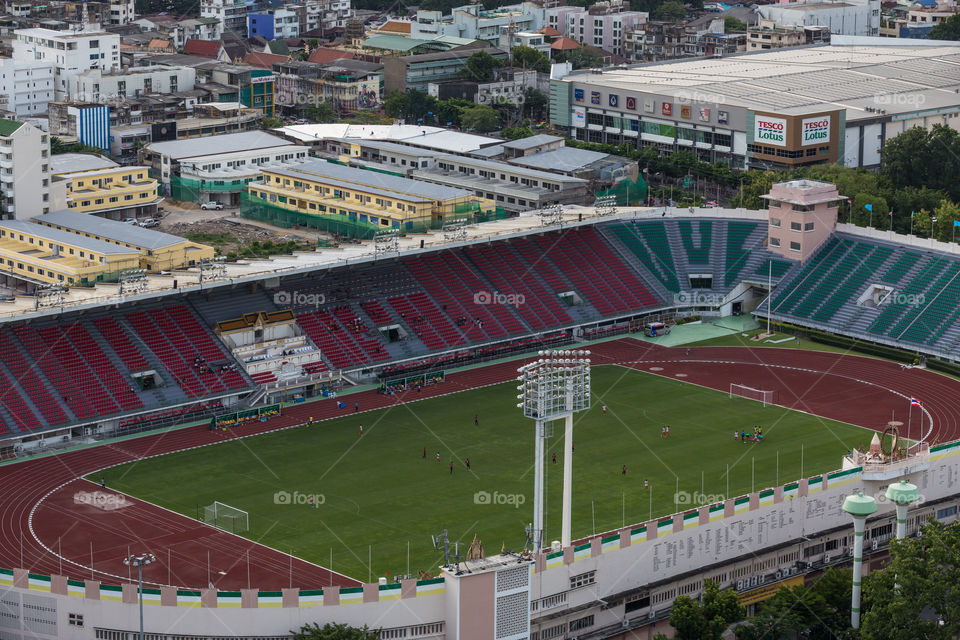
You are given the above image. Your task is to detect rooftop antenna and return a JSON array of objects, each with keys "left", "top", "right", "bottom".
[{"left": 432, "top": 529, "right": 465, "bottom": 573}]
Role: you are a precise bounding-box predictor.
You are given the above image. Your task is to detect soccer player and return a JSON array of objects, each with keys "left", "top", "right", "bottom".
[
  {"left": 423, "top": 447, "right": 427, "bottom": 459},
  {"left": 666, "top": 425, "right": 671, "bottom": 437},
  {"left": 644, "top": 479, "right": 649, "bottom": 490},
  {"left": 474, "top": 414, "right": 479, "bottom": 426},
  {"left": 734, "top": 431, "right": 739, "bottom": 441},
  {"left": 602, "top": 404, "right": 607, "bottom": 415},
  {"left": 661, "top": 426, "right": 666, "bottom": 438},
  {"left": 622, "top": 464, "right": 627, "bottom": 476},
  {"left": 449, "top": 461, "right": 454, "bottom": 475},
  {"left": 466, "top": 458, "right": 471, "bottom": 470},
  {"left": 552, "top": 453, "right": 557, "bottom": 464},
  {"left": 354, "top": 401, "right": 359, "bottom": 413},
  {"left": 436, "top": 451, "right": 441, "bottom": 462}
]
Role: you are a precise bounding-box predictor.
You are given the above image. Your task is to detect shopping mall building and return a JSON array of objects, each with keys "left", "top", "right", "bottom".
[{"left": 549, "top": 38, "right": 960, "bottom": 170}]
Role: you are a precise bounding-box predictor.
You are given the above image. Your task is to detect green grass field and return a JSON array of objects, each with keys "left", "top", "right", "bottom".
[{"left": 93, "top": 365, "right": 873, "bottom": 581}]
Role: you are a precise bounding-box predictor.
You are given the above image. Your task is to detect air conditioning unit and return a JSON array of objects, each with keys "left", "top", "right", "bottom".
[
  {"left": 621, "top": 620, "right": 630, "bottom": 629},
  {"left": 736, "top": 580, "right": 744, "bottom": 591},
  {"left": 872, "top": 539, "right": 879, "bottom": 551},
  {"left": 775, "top": 570, "right": 783, "bottom": 580},
  {"left": 824, "top": 554, "right": 831, "bottom": 563}
]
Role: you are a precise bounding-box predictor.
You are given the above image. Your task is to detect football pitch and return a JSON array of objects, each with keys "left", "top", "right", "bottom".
[{"left": 93, "top": 365, "right": 873, "bottom": 581}]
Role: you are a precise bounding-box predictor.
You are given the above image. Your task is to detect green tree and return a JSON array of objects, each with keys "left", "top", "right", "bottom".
[
  {"left": 851, "top": 193, "right": 890, "bottom": 228},
  {"left": 306, "top": 100, "right": 336, "bottom": 122},
  {"left": 460, "top": 104, "right": 500, "bottom": 132},
  {"left": 523, "top": 88, "right": 548, "bottom": 120},
  {"left": 292, "top": 622, "right": 380, "bottom": 639},
  {"left": 511, "top": 44, "right": 550, "bottom": 73},
  {"left": 881, "top": 124, "right": 960, "bottom": 201},
  {"left": 260, "top": 116, "right": 285, "bottom": 129},
  {"left": 460, "top": 50, "right": 503, "bottom": 82},
  {"left": 502, "top": 126, "right": 534, "bottom": 140},
  {"left": 384, "top": 89, "right": 437, "bottom": 122},
  {"left": 929, "top": 13, "right": 960, "bottom": 40},
  {"left": 383, "top": 91, "right": 408, "bottom": 119},
  {"left": 862, "top": 519, "right": 960, "bottom": 640},
  {"left": 308, "top": 38, "right": 319, "bottom": 49},
  {"left": 736, "top": 568, "right": 852, "bottom": 640},
  {"left": 724, "top": 16, "right": 747, "bottom": 32},
  {"left": 49, "top": 136, "right": 106, "bottom": 156},
  {"left": 653, "top": 0, "right": 687, "bottom": 20},
  {"left": 667, "top": 579, "right": 745, "bottom": 640},
  {"left": 437, "top": 97, "right": 474, "bottom": 127}
]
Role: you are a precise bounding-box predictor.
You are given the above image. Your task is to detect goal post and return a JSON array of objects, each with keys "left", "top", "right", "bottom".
[
  {"left": 729, "top": 383, "right": 776, "bottom": 408},
  {"left": 202, "top": 501, "right": 249, "bottom": 534}
]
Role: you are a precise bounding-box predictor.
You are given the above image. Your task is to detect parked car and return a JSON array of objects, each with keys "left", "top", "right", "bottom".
[
  {"left": 200, "top": 202, "right": 223, "bottom": 211},
  {"left": 140, "top": 218, "right": 160, "bottom": 228},
  {"left": 122, "top": 218, "right": 139, "bottom": 225}
]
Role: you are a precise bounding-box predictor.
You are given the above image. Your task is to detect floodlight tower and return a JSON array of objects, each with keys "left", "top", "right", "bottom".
[
  {"left": 842, "top": 491, "right": 877, "bottom": 630},
  {"left": 885, "top": 480, "right": 919, "bottom": 540},
  {"left": 517, "top": 350, "right": 591, "bottom": 553}
]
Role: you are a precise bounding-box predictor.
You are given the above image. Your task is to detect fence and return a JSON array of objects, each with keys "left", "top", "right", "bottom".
[{"left": 595, "top": 176, "right": 647, "bottom": 207}]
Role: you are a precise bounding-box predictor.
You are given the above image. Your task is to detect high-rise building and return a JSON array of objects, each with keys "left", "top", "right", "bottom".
[
  {"left": 0, "top": 119, "right": 51, "bottom": 219},
  {"left": 0, "top": 59, "right": 55, "bottom": 116},
  {"left": 12, "top": 28, "right": 121, "bottom": 100}
]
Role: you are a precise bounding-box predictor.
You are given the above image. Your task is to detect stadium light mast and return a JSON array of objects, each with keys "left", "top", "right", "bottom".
[
  {"left": 842, "top": 491, "right": 877, "bottom": 630},
  {"left": 517, "top": 350, "right": 591, "bottom": 553},
  {"left": 123, "top": 552, "right": 156, "bottom": 640}
]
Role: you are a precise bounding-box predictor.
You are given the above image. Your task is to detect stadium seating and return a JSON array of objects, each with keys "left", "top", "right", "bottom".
[{"left": 678, "top": 220, "right": 712, "bottom": 264}]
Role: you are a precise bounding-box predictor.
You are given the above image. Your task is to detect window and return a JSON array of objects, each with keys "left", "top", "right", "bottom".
[
  {"left": 569, "top": 615, "right": 594, "bottom": 632},
  {"left": 570, "top": 571, "right": 595, "bottom": 589},
  {"left": 790, "top": 241, "right": 801, "bottom": 252},
  {"left": 937, "top": 505, "right": 957, "bottom": 520},
  {"left": 804, "top": 222, "right": 815, "bottom": 232},
  {"left": 770, "top": 237, "right": 780, "bottom": 247},
  {"left": 770, "top": 218, "right": 781, "bottom": 228},
  {"left": 790, "top": 221, "right": 802, "bottom": 231}
]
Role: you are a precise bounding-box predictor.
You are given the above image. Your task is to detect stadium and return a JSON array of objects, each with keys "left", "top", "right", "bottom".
[{"left": 0, "top": 177, "right": 958, "bottom": 640}]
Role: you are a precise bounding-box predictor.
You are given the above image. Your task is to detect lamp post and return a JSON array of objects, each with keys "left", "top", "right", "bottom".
[
  {"left": 123, "top": 552, "right": 156, "bottom": 640},
  {"left": 842, "top": 492, "right": 877, "bottom": 630},
  {"left": 517, "top": 350, "right": 591, "bottom": 552}
]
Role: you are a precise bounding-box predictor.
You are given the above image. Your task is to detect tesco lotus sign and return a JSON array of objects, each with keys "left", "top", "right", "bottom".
[
  {"left": 801, "top": 115, "right": 831, "bottom": 146},
  {"left": 754, "top": 116, "right": 786, "bottom": 146}
]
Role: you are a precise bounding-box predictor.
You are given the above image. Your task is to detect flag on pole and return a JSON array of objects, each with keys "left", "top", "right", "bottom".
[
  {"left": 911, "top": 211, "right": 915, "bottom": 217},
  {"left": 954, "top": 220, "right": 960, "bottom": 228},
  {"left": 865, "top": 204, "right": 873, "bottom": 212},
  {"left": 932, "top": 216, "right": 938, "bottom": 223},
  {"left": 910, "top": 397, "right": 922, "bottom": 407},
  {"left": 889, "top": 211, "right": 893, "bottom": 217}
]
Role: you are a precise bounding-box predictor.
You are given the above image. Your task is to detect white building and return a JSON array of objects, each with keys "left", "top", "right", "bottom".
[
  {"left": 0, "top": 58, "right": 55, "bottom": 117},
  {"left": 67, "top": 66, "right": 196, "bottom": 101},
  {"left": 12, "top": 28, "right": 121, "bottom": 100},
  {"left": 758, "top": 0, "right": 881, "bottom": 36},
  {"left": 200, "top": 0, "right": 248, "bottom": 36},
  {"left": 0, "top": 119, "right": 50, "bottom": 219},
  {"left": 411, "top": 2, "right": 546, "bottom": 44},
  {"left": 109, "top": 0, "right": 136, "bottom": 25},
  {"left": 545, "top": 0, "right": 648, "bottom": 57}
]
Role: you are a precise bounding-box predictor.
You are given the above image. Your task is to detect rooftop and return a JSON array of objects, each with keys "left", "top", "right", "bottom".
[
  {"left": 508, "top": 147, "right": 611, "bottom": 173},
  {"left": 145, "top": 131, "right": 295, "bottom": 160},
  {"left": 35, "top": 211, "right": 190, "bottom": 251},
  {"left": 564, "top": 41, "right": 960, "bottom": 119},
  {"left": 275, "top": 123, "right": 502, "bottom": 154},
  {"left": 277, "top": 159, "right": 475, "bottom": 201},
  {"left": 0, "top": 119, "right": 23, "bottom": 137},
  {"left": 500, "top": 134, "right": 564, "bottom": 150},
  {"left": 50, "top": 153, "right": 119, "bottom": 175},
  {"left": 0, "top": 220, "right": 137, "bottom": 255}
]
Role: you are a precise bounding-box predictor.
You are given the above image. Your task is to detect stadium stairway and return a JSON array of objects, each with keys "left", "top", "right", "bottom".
[
  {"left": 596, "top": 224, "right": 676, "bottom": 304},
  {"left": 0, "top": 351, "right": 47, "bottom": 432}
]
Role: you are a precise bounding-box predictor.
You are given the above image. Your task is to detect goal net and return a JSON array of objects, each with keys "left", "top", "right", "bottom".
[
  {"left": 202, "top": 501, "right": 249, "bottom": 534},
  {"left": 729, "top": 384, "right": 776, "bottom": 408}
]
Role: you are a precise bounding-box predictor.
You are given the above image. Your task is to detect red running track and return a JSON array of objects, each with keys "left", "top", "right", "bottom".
[{"left": 9, "top": 340, "right": 960, "bottom": 591}]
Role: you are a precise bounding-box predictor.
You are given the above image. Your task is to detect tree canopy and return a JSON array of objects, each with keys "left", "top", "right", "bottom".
[
  {"left": 653, "top": 0, "right": 687, "bottom": 20},
  {"left": 292, "top": 622, "right": 380, "bottom": 640},
  {"left": 459, "top": 50, "right": 504, "bottom": 82},
  {"left": 663, "top": 579, "right": 744, "bottom": 640},
  {"left": 461, "top": 104, "right": 500, "bottom": 132},
  {"left": 929, "top": 13, "right": 960, "bottom": 40},
  {"left": 511, "top": 45, "right": 551, "bottom": 73}
]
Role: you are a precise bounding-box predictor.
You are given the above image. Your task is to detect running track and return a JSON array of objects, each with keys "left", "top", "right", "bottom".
[{"left": 6, "top": 340, "right": 960, "bottom": 590}]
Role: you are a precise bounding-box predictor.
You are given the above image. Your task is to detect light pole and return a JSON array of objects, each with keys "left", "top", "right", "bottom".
[
  {"left": 885, "top": 480, "right": 919, "bottom": 540},
  {"left": 842, "top": 492, "right": 877, "bottom": 630},
  {"left": 123, "top": 552, "right": 156, "bottom": 640},
  {"left": 517, "top": 350, "right": 591, "bottom": 552}
]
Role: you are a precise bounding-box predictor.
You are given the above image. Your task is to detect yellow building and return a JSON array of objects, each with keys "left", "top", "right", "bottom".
[
  {"left": 34, "top": 211, "right": 214, "bottom": 272},
  {"left": 0, "top": 220, "right": 141, "bottom": 288},
  {"left": 249, "top": 159, "right": 494, "bottom": 231},
  {"left": 50, "top": 153, "right": 161, "bottom": 220}
]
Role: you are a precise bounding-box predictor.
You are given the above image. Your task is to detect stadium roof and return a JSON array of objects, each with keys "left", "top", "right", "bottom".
[
  {"left": 50, "top": 153, "right": 118, "bottom": 175},
  {"left": 564, "top": 41, "right": 960, "bottom": 120},
  {"left": 35, "top": 211, "right": 190, "bottom": 251},
  {"left": 0, "top": 220, "right": 137, "bottom": 255},
  {"left": 277, "top": 160, "right": 474, "bottom": 201},
  {"left": 146, "top": 131, "right": 295, "bottom": 160}
]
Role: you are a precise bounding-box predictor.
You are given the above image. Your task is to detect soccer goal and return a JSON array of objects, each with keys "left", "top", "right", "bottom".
[
  {"left": 202, "top": 501, "right": 249, "bottom": 534},
  {"left": 729, "top": 384, "right": 777, "bottom": 408}
]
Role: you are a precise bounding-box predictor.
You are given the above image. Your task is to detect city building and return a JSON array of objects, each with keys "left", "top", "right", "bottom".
[
  {"left": 195, "top": 63, "right": 275, "bottom": 116},
  {"left": 382, "top": 45, "right": 509, "bottom": 95},
  {"left": 411, "top": 2, "right": 546, "bottom": 44},
  {"left": 324, "top": 138, "right": 591, "bottom": 213},
  {"left": 109, "top": 0, "right": 135, "bottom": 25},
  {"left": 0, "top": 118, "right": 50, "bottom": 219},
  {"left": 200, "top": 0, "right": 248, "bottom": 37},
  {"left": 134, "top": 15, "right": 223, "bottom": 48},
  {"left": 0, "top": 218, "right": 140, "bottom": 285},
  {"left": 248, "top": 158, "right": 496, "bottom": 231},
  {"left": 545, "top": 0, "right": 648, "bottom": 57},
  {"left": 763, "top": 179, "right": 839, "bottom": 261},
  {"left": 139, "top": 130, "right": 308, "bottom": 206},
  {"left": 318, "top": 59, "right": 382, "bottom": 111},
  {"left": 247, "top": 8, "right": 300, "bottom": 41},
  {"left": 549, "top": 41, "right": 960, "bottom": 170},
  {"left": 748, "top": 19, "right": 830, "bottom": 49},
  {"left": 66, "top": 65, "right": 197, "bottom": 101},
  {"left": 272, "top": 123, "right": 504, "bottom": 155},
  {"left": 757, "top": 0, "right": 881, "bottom": 36},
  {"left": 35, "top": 210, "right": 214, "bottom": 271},
  {"left": 47, "top": 101, "right": 111, "bottom": 151},
  {"left": 49, "top": 153, "right": 162, "bottom": 220},
  {"left": 428, "top": 67, "right": 545, "bottom": 107},
  {"left": 12, "top": 27, "right": 121, "bottom": 100},
  {"left": 0, "top": 58, "right": 55, "bottom": 116}
]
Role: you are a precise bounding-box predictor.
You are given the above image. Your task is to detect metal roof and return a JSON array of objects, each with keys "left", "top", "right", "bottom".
[
  {"left": 274, "top": 123, "right": 502, "bottom": 153},
  {"left": 565, "top": 42, "right": 960, "bottom": 119},
  {"left": 500, "top": 134, "right": 563, "bottom": 150},
  {"left": 276, "top": 160, "right": 474, "bottom": 201},
  {"left": 508, "top": 147, "right": 610, "bottom": 173},
  {"left": 0, "top": 219, "right": 138, "bottom": 255},
  {"left": 145, "top": 131, "right": 295, "bottom": 160},
  {"left": 50, "top": 153, "right": 119, "bottom": 175},
  {"left": 35, "top": 211, "right": 190, "bottom": 251}
]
